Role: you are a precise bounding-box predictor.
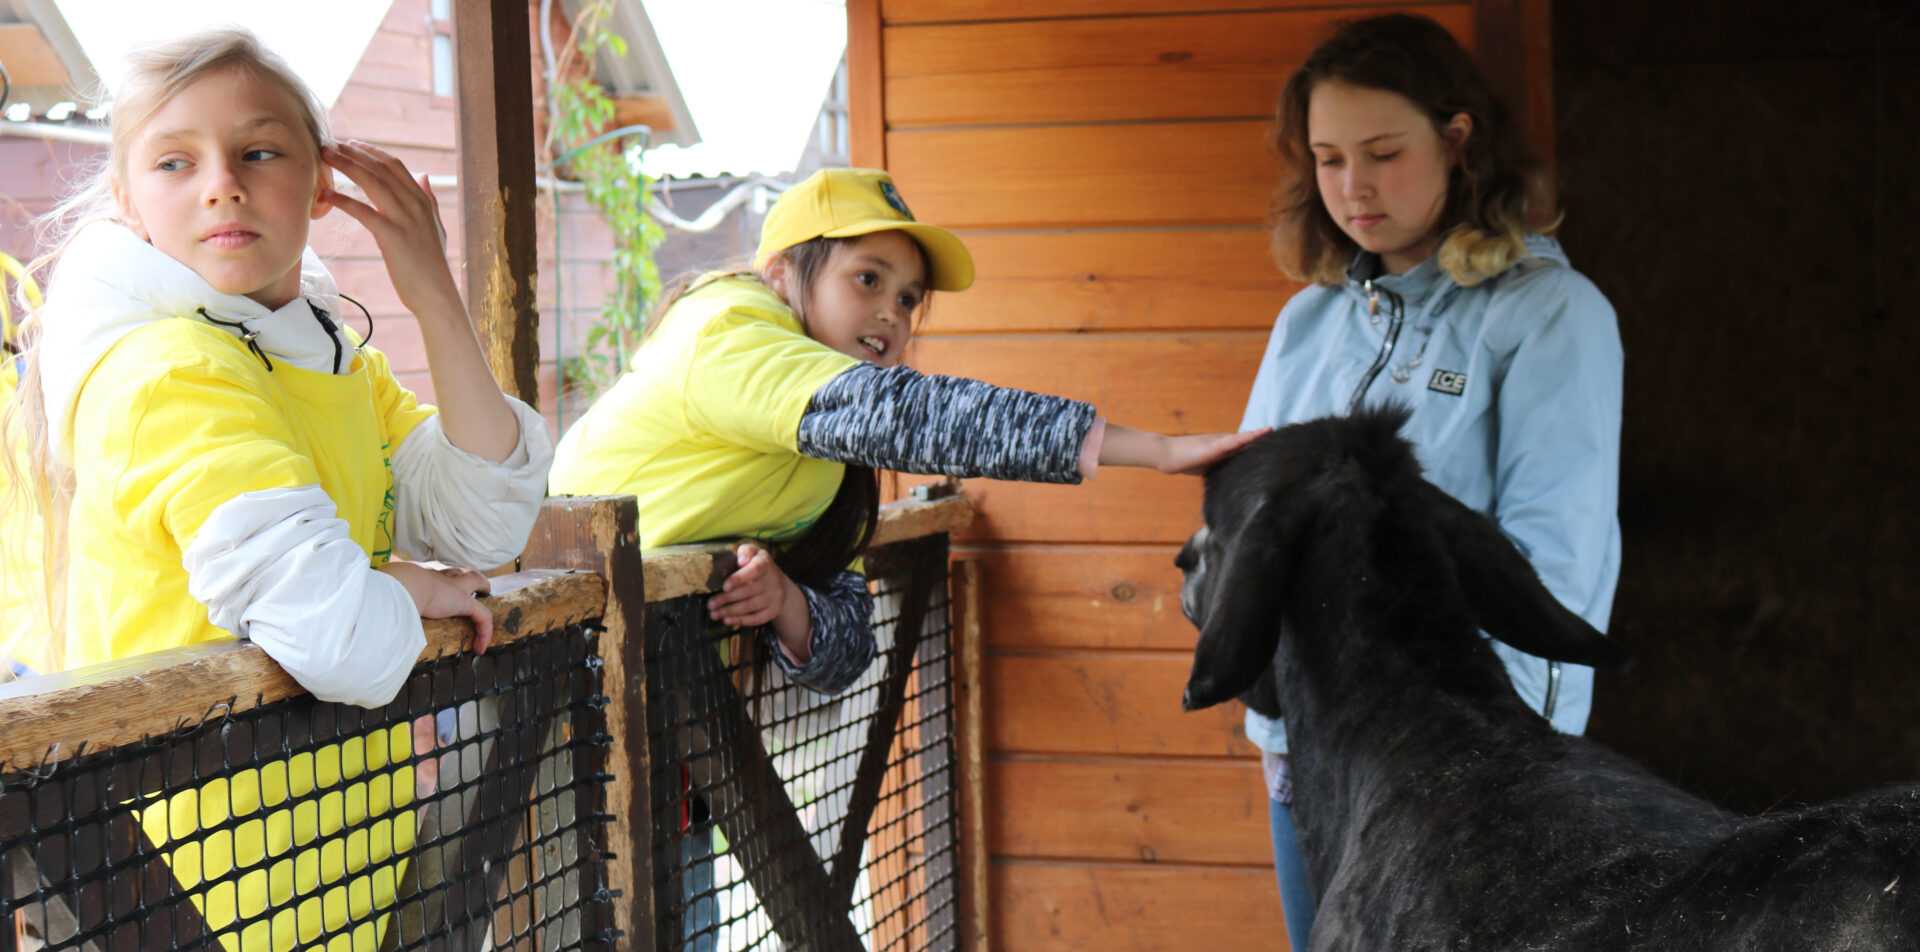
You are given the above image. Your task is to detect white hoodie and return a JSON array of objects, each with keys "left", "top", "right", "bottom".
[{"left": 33, "top": 221, "right": 553, "bottom": 706}]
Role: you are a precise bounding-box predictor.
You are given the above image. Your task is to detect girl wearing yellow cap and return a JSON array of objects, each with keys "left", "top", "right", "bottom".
[
  {"left": 552, "top": 168, "right": 1257, "bottom": 944},
  {"left": 551, "top": 167, "right": 1260, "bottom": 696},
  {"left": 2, "top": 29, "right": 552, "bottom": 950}
]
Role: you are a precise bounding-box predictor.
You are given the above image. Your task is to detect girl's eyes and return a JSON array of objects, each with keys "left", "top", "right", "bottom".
[
  {"left": 153, "top": 148, "right": 282, "bottom": 172},
  {"left": 896, "top": 293, "right": 921, "bottom": 311},
  {"left": 855, "top": 271, "right": 878, "bottom": 288},
  {"left": 1316, "top": 151, "right": 1400, "bottom": 168}
]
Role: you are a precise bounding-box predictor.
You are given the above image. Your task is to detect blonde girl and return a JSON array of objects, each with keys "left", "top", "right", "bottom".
[{"left": 2, "top": 28, "right": 553, "bottom": 950}]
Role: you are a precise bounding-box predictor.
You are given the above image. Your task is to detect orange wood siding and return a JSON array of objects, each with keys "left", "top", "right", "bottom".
[
  {"left": 864, "top": 3, "right": 1474, "bottom": 948},
  {"left": 851, "top": 2, "right": 1531, "bottom": 948}
]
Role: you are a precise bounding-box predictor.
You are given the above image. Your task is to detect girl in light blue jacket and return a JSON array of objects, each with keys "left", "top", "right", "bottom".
[{"left": 1242, "top": 14, "right": 1623, "bottom": 948}]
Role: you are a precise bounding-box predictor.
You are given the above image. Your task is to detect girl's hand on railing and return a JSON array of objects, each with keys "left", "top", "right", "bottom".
[
  {"left": 710, "top": 543, "right": 812, "bottom": 662},
  {"left": 379, "top": 561, "right": 495, "bottom": 653}
]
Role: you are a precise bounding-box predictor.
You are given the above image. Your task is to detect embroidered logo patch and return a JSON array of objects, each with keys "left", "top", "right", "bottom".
[
  {"left": 879, "top": 180, "right": 915, "bottom": 220},
  {"left": 1428, "top": 369, "right": 1468, "bottom": 396}
]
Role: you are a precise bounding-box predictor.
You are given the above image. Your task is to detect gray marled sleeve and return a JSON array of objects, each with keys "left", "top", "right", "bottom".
[
  {"left": 796, "top": 363, "right": 1095, "bottom": 484},
  {"left": 768, "top": 569, "right": 877, "bottom": 695}
]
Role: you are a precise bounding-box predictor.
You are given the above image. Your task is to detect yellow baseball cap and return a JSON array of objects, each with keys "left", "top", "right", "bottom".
[{"left": 753, "top": 168, "right": 975, "bottom": 291}]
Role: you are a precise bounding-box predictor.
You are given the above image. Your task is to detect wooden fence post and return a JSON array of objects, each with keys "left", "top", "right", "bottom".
[
  {"left": 951, "top": 558, "right": 991, "bottom": 951},
  {"left": 519, "top": 498, "right": 655, "bottom": 948}
]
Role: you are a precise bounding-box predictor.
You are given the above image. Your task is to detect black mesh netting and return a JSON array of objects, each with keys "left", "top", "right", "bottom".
[
  {"left": 646, "top": 535, "right": 957, "bottom": 952},
  {"left": 1, "top": 622, "right": 613, "bottom": 952}
]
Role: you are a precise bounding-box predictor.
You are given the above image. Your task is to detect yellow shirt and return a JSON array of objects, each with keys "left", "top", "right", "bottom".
[
  {"left": 550, "top": 274, "right": 858, "bottom": 547},
  {"left": 63, "top": 319, "right": 435, "bottom": 952},
  {"left": 65, "top": 319, "right": 432, "bottom": 666}
]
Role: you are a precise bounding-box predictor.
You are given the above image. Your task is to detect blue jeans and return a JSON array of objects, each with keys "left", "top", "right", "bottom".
[
  {"left": 680, "top": 823, "right": 718, "bottom": 952},
  {"left": 1269, "top": 797, "right": 1317, "bottom": 950}
]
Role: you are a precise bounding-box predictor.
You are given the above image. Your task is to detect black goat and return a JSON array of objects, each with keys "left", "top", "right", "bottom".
[{"left": 1178, "top": 408, "right": 1920, "bottom": 951}]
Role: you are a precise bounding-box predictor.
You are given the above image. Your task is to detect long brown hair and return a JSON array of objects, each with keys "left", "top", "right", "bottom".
[
  {"left": 647, "top": 235, "right": 933, "bottom": 587},
  {"left": 1270, "top": 13, "right": 1554, "bottom": 287}
]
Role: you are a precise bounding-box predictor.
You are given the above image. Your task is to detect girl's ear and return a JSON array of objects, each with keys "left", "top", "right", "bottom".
[
  {"left": 763, "top": 256, "right": 792, "bottom": 302},
  {"left": 1443, "top": 112, "right": 1474, "bottom": 159},
  {"left": 311, "top": 165, "right": 334, "bottom": 221},
  {"left": 111, "top": 178, "right": 149, "bottom": 241}
]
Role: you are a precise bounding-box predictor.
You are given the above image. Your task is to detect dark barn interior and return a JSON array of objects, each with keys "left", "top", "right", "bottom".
[{"left": 1561, "top": 0, "right": 1920, "bottom": 812}]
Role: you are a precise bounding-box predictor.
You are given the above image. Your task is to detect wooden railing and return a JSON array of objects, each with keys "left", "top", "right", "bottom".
[{"left": 0, "top": 491, "right": 982, "bottom": 952}]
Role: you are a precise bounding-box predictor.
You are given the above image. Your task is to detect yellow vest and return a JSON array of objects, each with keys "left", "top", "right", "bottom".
[
  {"left": 62, "top": 319, "right": 436, "bottom": 952},
  {"left": 65, "top": 320, "right": 432, "bottom": 665},
  {"left": 550, "top": 275, "right": 858, "bottom": 547}
]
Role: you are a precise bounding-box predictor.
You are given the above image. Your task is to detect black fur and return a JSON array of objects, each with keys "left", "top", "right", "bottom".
[{"left": 1178, "top": 407, "right": 1920, "bottom": 951}]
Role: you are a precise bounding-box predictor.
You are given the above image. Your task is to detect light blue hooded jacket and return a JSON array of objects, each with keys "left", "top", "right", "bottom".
[{"left": 1240, "top": 234, "right": 1622, "bottom": 753}]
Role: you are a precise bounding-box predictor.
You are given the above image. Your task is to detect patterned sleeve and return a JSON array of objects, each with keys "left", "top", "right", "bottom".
[
  {"left": 768, "top": 569, "right": 877, "bottom": 695},
  {"left": 796, "top": 363, "right": 1095, "bottom": 484}
]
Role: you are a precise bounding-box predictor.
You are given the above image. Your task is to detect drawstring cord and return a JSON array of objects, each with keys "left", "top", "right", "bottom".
[
  {"left": 309, "top": 293, "right": 376, "bottom": 375},
  {"left": 196, "top": 307, "right": 273, "bottom": 372},
  {"left": 199, "top": 293, "right": 374, "bottom": 376}
]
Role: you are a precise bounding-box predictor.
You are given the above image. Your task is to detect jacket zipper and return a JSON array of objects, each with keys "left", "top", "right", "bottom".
[{"left": 1349, "top": 278, "right": 1403, "bottom": 412}]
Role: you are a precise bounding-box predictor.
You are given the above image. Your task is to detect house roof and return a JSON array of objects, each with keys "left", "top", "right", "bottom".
[
  {"left": 566, "top": 0, "right": 698, "bottom": 148},
  {"left": 0, "top": 0, "right": 699, "bottom": 148}
]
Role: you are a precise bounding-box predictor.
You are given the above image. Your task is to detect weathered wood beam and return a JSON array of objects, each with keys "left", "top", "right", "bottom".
[
  {"left": 0, "top": 573, "right": 605, "bottom": 769},
  {"left": 452, "top": 0, "right": 542, "bottom": 404}
]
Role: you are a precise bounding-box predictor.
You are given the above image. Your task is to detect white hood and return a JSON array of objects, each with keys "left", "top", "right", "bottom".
[{"left": 37, "top": 221, "right": 351, "bottom": 463}]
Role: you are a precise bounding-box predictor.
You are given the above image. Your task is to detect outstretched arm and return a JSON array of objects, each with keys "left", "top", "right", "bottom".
[{"left": 796, "top": 363, "right": 1260, "bottom": 482}]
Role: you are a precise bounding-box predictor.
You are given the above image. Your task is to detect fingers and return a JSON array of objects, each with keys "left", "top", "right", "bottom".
[
  {"left": 709, "top": 585, "right": 774, "bottom": 621},
  {"left": 321, "top": 188, "right": 381, "bottom": 227},
  {"left": 1169, "top": 429, "right": 1273, "bottom": 475},
  {"left": 712, "top": 593, "right": 778, "bottom": 628},
  {"left": 321, "top": 141, "right": 438, "bottom": 232},
  {"left": 438, "top": 565, "right": 493, "bottom": 597},
  {"left": 467, "top": 598, "right": 494, "bottom": 654},
  {"left": 728, "top": 604, "right": 780, "bottom": 628}
]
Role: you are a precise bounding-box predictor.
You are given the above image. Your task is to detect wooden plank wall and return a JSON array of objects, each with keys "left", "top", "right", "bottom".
[{"left": 851, "top": 2, "right": 1474, "bottom": 948}]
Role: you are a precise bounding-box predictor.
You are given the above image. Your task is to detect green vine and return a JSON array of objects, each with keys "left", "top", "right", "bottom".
[{"left": 545, "top": 0, "right": 664, "bottom": 407}]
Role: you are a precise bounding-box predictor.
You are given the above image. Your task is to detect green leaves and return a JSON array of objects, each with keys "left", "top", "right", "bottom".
[{"left": 548, "top": 0, "right": 662, "bottom": 406}]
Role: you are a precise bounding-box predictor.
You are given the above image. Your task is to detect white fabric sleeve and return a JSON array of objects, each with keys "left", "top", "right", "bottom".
[
  {"left": 184, "top": 486, "right": 425, "bottom": 708},
  {"left": 390, "top": 395, "right": 553, "bottom": 567}
]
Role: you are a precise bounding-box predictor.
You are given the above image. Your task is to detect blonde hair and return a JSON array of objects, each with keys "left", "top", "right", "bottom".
[{"left": 1, "top": 28, "right": 331, "bottom": 670}]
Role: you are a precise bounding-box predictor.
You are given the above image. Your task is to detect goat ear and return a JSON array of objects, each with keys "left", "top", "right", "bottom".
[
  {"left": 1420, "top": 483, "right": 1627, "bottom": 667},
  {"left": 1183, "top": 497, "right": 1296, "bottom": 711}
]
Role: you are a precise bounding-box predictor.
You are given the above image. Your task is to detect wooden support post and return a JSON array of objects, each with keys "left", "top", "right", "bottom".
[
  {"left": 517, "top": 498, "right": 655, "bottom": 949},
  {"left": 846, "top": 0, "right": 887, "bottom": 169},
  {"left": 951, "top": 558, "right": 991, "bottom": 951},
  {"left": 453, "top": 0, "right": 542, "bottom": 405}
]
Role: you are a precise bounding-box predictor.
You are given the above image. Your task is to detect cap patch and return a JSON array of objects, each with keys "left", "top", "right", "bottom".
[{"left": 879, "top": 180, "right": 915, "bottom": 220}]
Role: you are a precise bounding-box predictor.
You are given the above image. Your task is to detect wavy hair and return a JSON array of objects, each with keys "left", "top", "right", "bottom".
[{"left": 1270, "top": 13, "right": 1556, "bottom": 287}]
